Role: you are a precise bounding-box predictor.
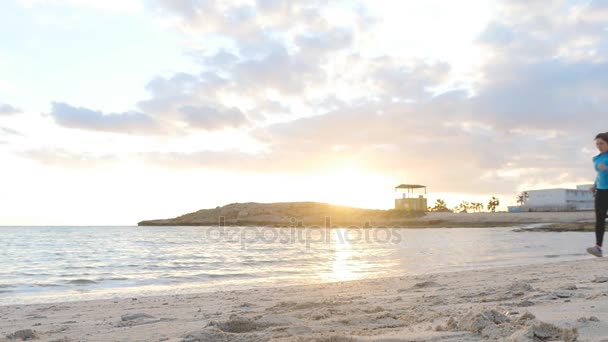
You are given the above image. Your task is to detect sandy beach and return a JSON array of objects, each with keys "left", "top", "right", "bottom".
[{"left": 2, "top": 257, "right": 607, "bottom": 341}]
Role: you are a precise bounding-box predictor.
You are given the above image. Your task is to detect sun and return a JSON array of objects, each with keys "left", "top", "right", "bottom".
[{"left": 304, "top": 161, "right": 395, "bottom": 209}]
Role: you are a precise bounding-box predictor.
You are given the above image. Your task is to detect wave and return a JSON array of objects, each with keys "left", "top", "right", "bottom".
[
  {"left": 66, "top": 279, "right": 98, "bottom": 285},
  {"left": 35, "top": 283, "right": 61, "bottom": 287}
]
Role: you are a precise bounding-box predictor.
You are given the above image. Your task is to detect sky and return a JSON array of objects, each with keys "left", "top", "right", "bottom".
[{"left": 0, "top": 0, "right": 606, "bottom": 225}]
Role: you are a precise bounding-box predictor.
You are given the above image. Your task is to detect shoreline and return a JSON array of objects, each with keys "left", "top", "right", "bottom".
[
  {"left": 0, "top": 253, "right": 585, "bottom": 308},
  {"left": 2, "top": 258, "right": 607, "bottom": 341},
  {"left": 137, "top": 222, "right": 591, "bottom": 230},
  {"left": 0, "top": 222, "right": 595, "bottom": 230}
]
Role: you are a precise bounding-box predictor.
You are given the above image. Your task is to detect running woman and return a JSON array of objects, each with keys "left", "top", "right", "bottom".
[{"left": 587, "top": 132, "right": 608, "bottom": 257}]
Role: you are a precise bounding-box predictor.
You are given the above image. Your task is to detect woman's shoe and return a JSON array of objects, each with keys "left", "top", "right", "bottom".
[{"left": 587, "top": 245, "right": 603, "bottom": 257}]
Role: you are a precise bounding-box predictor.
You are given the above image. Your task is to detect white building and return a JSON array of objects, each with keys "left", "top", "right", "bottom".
[{"left": 513, "top": 184, "right": 594, "bottom": 212}]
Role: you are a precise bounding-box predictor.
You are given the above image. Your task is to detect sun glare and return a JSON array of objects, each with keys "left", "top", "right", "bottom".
[{"left": 305, "top": 161, "right": 395, "bottom": 209}]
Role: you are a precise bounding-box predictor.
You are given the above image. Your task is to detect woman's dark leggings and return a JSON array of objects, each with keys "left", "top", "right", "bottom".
[{"left": 595, "top": 189, "right": 608, "bottom": 247}]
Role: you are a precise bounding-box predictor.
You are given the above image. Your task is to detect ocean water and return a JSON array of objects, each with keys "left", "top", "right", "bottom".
[{"left": 0, "top": 225, "right": 593, "bottom": 305}]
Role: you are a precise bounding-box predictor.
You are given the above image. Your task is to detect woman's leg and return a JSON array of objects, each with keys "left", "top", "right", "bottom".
[{"left": 595, "top": 190, "right": 608, "bottom": 247}]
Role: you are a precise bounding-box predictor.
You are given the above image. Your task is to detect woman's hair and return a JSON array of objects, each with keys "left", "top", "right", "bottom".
[{"left": 596, "top": 132, "right": 608, "bottom": 143}]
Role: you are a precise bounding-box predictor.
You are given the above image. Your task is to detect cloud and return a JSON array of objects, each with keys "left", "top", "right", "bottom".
[
  {"left": 133, "top": 0, "right": 607, "bottom": 195},
  {"left": 467, "top": 0, "right": 608, "bottom": 134},
  {"left": 137, "top": 95, "right": 595, "bottom": 195},
  {"left": 469, "top": 60, "right": 608, "bottom": 132},
  {"left": 44, "top": 0, "right": 374, "bottom": 135},
  {"left": 49, "top": 102, "right": 165, "bottom": 135},
  {"left": 180, "top": 104, "right": 250, "bottom": 130},
  {"left": 0, "top": 127, "right": 23, "bottom": 136},
  {"left": 151, "top": 0, "right": 358, "bottom": 38},
  {"left": 0, "top": 103, "right": 21, "bottom": 115},
  {"left": 232, "top": 44, "right": 328, "bottom": 95},
  {"left": 24, "top": 0, "right": 607, "bottom": 199},
  {"left": 295, "top": 28, "right": 353, "bottom": 53},
  {"left": 137, "top": 0, "right": 372, "bottom": 127},
  {"left": 0, "top": 126, "right": 22, "bottom": 146},
  {"left": 477, "top": 0, "right": 608, "bottom": 62}
]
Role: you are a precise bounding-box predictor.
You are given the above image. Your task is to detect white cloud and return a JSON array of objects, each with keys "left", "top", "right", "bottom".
[
  {"left": 0, "top": 103, "right": 21, "bottom": 115},
  {"left": 0, "top": 127, "right": 22, "bottom": 136},
  {"left": 49, "top": 102, "right": 165, "bottom": 135},
  {"left": 180, "top": 104, "right": 250, "bottom": 130}
]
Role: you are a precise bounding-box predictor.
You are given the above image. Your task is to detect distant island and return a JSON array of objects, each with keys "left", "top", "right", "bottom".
[
  {"left": 137, "top": 201, "right": 595, "bottom": 230},
  {"left": 138, "top": 202, "right": 424, "bottom": 227}
]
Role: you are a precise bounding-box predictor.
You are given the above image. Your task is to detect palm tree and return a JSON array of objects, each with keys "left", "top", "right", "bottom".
[
  {"left": 487, "top": 196, "right": 500, "bottom": 212},
  {"left": 432, "top": 199, "right": 451, "bottom": 212},
  {"left": 455, "top": 201, "right": 471, "bottom": 213},
  {"left": 466, "top": 202, "right": 480, "bottom": 213},
  {"left": 516, "top": 191, "right": 529, "bottom": 206}
]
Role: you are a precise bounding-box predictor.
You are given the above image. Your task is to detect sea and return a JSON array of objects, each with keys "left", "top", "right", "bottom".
[{"left": 0, "top": 225, "right": 592, "bottom": 305}]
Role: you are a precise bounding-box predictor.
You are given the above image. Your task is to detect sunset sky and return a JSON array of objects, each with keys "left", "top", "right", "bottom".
[{"left": 0, "top": 0, "right": 605, "bottom": 225}]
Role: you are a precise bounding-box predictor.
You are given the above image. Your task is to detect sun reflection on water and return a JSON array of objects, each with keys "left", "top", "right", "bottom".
[{"left": 328, "top": 228, "right": 359, "bottom": 282}]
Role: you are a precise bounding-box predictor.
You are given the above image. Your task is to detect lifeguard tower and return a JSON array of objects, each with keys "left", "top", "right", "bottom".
[{"left": 394, "top": 184, "right": 427, "bottom": 211}]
